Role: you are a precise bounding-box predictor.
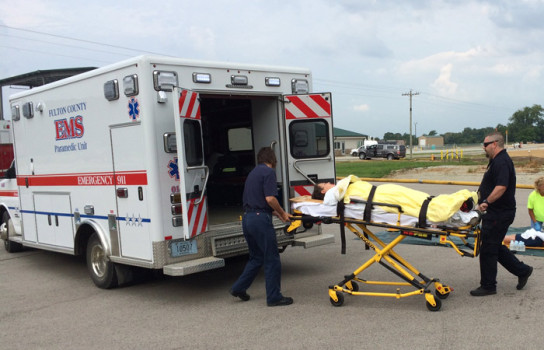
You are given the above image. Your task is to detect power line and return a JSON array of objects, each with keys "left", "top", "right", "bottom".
[
  {"left": 0, "top": 45, "right": 113, "bottom": 64},
  {"left": 0, "top": 24, "right": 167, "bottom": 56},
  {"left": 0, "top": 32, "right": 134, "bottom": 58}
]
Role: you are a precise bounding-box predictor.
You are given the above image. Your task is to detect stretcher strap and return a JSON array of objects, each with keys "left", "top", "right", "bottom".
[
  {"left": 337, "top": 201, "right": 346, "bottom": 254},
  {"left": 418, "top": 196, "right": 434, "bottom": 228},
  {"left": 363, "top": 185, "right": 377, "bottom": 222}
]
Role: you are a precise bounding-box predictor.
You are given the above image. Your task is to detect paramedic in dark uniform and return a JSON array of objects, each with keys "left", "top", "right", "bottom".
[
  {"left": 230, "top": 147, "right": 293, "bottom": 306},
  {"left": 471, "top": 131, "right": 533, "bottom": 296}
]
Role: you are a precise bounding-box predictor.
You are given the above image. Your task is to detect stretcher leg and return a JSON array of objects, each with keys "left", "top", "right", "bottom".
[{"left": 329, "top": 222, "right": 449, "bottom": 311}]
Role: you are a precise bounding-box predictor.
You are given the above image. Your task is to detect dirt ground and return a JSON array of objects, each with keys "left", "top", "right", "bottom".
[{"left": 386, "top": 147, "right": 544, "bottom": 187}]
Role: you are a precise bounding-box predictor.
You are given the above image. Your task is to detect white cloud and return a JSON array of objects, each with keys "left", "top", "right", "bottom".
[
  {"left": 1, "top": 0, "right": 544, "bottom": 138},
  {"left": 431, "top": 64, "right": 458, "bottom": 95},
  {"left": 353, "top": 104, "right": 370, "bottom": 112}
]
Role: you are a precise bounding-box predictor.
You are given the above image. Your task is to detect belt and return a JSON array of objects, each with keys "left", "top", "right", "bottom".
[{"left": 244, "top": 208, "right": 272, "bottom": 213}]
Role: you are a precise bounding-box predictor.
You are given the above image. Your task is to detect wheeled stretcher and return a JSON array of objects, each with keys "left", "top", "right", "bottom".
[{"left": 288, "top": 196, "right": 482, "bottom": 311}]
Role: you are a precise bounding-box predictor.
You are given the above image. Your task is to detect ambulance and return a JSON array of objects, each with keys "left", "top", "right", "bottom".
[{"left": 0, "top": 55, "right": 336, "bottom": 288}]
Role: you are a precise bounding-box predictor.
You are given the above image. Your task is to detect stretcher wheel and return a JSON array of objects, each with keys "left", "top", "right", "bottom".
[
  {"left": 347, "top": 281, "right": 359, "bottom": 292},
  {"left": 425, "top": 297, "right": 442, "bottom": 312},
  {"left": 303, "top": 222, "right": 313, "bottom": 229},
  {"left": 435, "top": 290, "right": 450, "bottom": 300},
  {"left": 330, "top": 292, "right": 344, "bottom": 307}
]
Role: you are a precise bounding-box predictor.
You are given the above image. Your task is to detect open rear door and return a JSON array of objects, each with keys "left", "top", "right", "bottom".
[
  {"left": 283, "top": 93, "right": 335, "bottom": 198},
  {"left": 173, "top": 88, "right": 209, "bottom": 239}
]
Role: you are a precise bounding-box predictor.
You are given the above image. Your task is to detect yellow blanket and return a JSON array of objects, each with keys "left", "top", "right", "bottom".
[{"left": 335, "top": 175, "right": 478, "bottom": 223}]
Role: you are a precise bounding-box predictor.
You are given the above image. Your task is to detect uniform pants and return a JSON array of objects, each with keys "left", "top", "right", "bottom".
[
  {"left": 231, "top": 212, "right": 282, "bottom": 304},
  {"left": 479, "top": 214, "right": 531, "bottom": 290}
]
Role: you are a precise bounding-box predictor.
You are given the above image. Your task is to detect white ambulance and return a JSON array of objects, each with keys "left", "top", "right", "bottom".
[{"left": 0, "top": 55, "right": 336, "bottom": 288}]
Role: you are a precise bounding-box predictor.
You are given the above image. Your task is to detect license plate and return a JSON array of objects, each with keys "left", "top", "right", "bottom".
[{"left": 169, "top": 240, "right": 197, "bottom": 257}]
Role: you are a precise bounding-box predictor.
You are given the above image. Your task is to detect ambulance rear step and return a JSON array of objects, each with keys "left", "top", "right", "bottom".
[
  {"left": 163, "top": 256, "right": 225, "bottom": 276},
  {"left": 291, "top": 233, "right": 335, "bottom": 248}
]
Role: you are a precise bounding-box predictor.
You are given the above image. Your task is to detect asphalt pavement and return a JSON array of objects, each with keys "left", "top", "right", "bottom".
[{"left": 1, "top": 183, "right": 541, "bottom": 349}]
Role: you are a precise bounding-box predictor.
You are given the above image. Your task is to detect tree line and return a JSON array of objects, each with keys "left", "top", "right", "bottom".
[{"left": 381, "top": 104, "right": 544, "bottom": 145}]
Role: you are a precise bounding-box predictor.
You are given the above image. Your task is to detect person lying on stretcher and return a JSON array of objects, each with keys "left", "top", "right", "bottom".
[{"left": 311, "top": 175, "right": 479, "bottom": 224}]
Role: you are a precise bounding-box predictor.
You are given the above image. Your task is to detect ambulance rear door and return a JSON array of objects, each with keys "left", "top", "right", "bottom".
[
  {"left": 283, "top": 93, "right": 335, "bottom": 198},
  {"left": 172, "top": 88, "right": 208, "bottom": 239}
]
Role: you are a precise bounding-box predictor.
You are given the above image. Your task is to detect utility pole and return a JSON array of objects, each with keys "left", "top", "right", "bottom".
[{"left": 402, "top": 89, "right": 419, "bottom": 158}]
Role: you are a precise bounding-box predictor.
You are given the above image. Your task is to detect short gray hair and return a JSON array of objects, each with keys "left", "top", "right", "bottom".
[{"left": 486, "top": 131, "right": 504, "bottom": 148}]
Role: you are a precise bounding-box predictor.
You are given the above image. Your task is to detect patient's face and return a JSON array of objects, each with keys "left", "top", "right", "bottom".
[{"left": 319, "top": 182, "right": 335, "bottom": 194}]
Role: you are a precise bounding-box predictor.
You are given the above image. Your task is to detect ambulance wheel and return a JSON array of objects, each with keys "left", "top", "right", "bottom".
[
  {"left": 330, "top": 292, "right": 344, "bottom": 307},
  {"left": 426, "top": 297, "right": 442, "bottom": 312},
  {"left": 387, "top": 154, "right": 394, "bottom": 160},
  {"left": 2, "top": 212, "right": 23, "bottom": 253},
  {"left": 86, "top": 233, "right": 118, "bottom": 289}
]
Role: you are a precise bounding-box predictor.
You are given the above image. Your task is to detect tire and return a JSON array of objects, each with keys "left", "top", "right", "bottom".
[
  {"left": 329, "top": 292, "right": 344, "bottom": 307},
  {"left": 426, "top": 296, "right": 442, "bottom": 311},
  {"left": 2, "top": 211, "right": 23, "bottom": 253},
  {"left": 358, "top": 153, "right": 366, "bottom": 160},
  {"left": 387, "top": 154, "right": 394, "bottom": 160},
  {"left": 86, "top": 232, "right": 118, "bottom": 289},
  {"left": 435, "top": 290, "right": 450, "bottom": 300},
  {"left": 347, "top": 281, "right": 359, "bottom": 292}
]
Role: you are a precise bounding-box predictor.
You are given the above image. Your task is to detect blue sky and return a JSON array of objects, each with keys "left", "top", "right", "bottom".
[{"left": 1, "top": 0, "right": 543, "bottom": 139}]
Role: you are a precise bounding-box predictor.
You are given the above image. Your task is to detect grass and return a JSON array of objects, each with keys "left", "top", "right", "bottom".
[{"left": 335, "top": 158, "right": 484, "bottom": 178}]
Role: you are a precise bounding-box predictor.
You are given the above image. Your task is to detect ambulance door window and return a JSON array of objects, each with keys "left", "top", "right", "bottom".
[
  {"left": 288, "top": 120, "right": 330, "bottom": 159},
  {"left": 183, "top": 120, "right": 203, "bottom": 166}
]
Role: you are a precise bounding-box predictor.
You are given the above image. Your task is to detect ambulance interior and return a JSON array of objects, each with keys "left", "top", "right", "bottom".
[{"left": 200, "top": 95, "right": 282, "bottom": 225}]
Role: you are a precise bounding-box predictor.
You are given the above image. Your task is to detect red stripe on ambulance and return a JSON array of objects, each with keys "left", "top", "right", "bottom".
[
  {"left": 187, "top": 196, "right": 208, "bottom": 237},
  {"left": 0, "top": 190, "right": 18, "bottom": 197},
  {"left": 293, "top": 185, "right": 313, "bottom": 197},
  {"left": 16, "top": 171, "right": 148, "bottom": 187},
  {"left": 285, "top": 94, "right": 331, "bottom": 119},
  {"left": 179, "top": 90, "right": 201, "bottom": 120}
]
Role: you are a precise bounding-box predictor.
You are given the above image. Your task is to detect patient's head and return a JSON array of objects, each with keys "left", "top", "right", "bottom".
[{"left": 312, "top": 182, "right": 335, "bottom": 200}]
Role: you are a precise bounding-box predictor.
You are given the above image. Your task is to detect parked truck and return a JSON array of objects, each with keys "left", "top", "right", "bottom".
[
  {"left": 358, "top": 143, "right": 406, "bottom": 160},
  {"left": 0, "top": 55, "right": 335, "bottom": 288}
]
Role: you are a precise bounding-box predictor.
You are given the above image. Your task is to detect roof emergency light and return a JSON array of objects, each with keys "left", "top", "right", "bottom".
[
  {"left": 22, "top": 102, "right": 34, "bottom": 119},
  {"left": 163, "top": 133, "right": 177, "bottom": 153},
  {"left": 265, "top": 77, "right": 281, "bottom": 86},
  {"left": 193, "top": 72, "right": 211, "bottom": 83},
  {"left": 231, "top": 75, "right": 248, "bottom": 86},
  {"left": 104, "top": 80, "right": 119, "bottom": 101},
  {"left": 153, "top": 71, "right": 178, "bottom": 91},
  {"left": 123, "top": 75, "right": 139, "bottom": 96},
  {"left": 291, "top": 79, "right": 309, "bottom": 94},
  {"left": 11, "top": 105, "right": 20, "bottom": 121}
]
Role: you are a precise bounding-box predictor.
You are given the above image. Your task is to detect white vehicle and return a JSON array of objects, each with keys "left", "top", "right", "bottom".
[
  {"left": 350, "top": 140, "right": 377, "bottom": 156},
  {"left": 0, "top": 55, "right": 335, "bottom": 288}
]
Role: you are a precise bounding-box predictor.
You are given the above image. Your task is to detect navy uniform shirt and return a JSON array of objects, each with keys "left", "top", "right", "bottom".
[
  {"left": 243, "top": 163, "right": 277, "bottom": 212},
  {"left": 478, "top": 149, "right": 516, "bottom": 218}
]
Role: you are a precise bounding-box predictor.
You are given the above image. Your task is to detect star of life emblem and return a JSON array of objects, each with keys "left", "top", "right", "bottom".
[
  {"left": 128, "top": 98, "right": 140, "bottom": 121},
  {"left": 168, "top": 157, "right": 179, "bottom": 180}
]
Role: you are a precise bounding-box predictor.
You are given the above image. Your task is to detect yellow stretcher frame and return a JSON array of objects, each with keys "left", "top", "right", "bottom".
[{"left": 288, "top": 211, "right": 481, "bottom": 312}]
